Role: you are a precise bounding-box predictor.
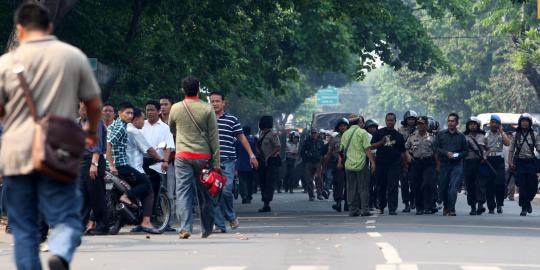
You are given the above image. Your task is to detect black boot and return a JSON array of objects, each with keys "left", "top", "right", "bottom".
[
  {"left": 497, "top": 206, "right": 503, "bottom": 214},
  {"left": 469, "top": 205, "right": 477, "bottom": 216},
  {"left": 476, "top": 203, "right": 486, "bottom": 215},
  {"left": 336, "top": 200, "right": 342, "bottom": 212},
  {"left": 402, "top": 202, "right": 411, "bottom": 213}
]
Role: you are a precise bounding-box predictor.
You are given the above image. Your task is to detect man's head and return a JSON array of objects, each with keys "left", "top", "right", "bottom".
[
  {"left": 132, "top": 108, "right": 145, "bottom": 129},
  {"left": 402, "top": 110, "right": 418, "bottom": 127},
  {"left": 182, "top": 76, "right": 200, "bottom": 97},
  {"left": 310, "top": 128, "right": 319, "bottom": 140},
  {"left": 417, "top": 116, "right": 428, "bottom": 133},
  {"left": 447, "top": 113, "right": 459, "bottom": 131},
  {"left": 490, "top": 114, "right": 501, "bottom": 131},
  {"left": 518, "top": 113, "right": 533, "bottom": 130},
  {"left": 102, "top": 103, "right": 115, "bottom": 121},
  {"left": 145, "top": 100, "right": 160, "bottom": 123},
  {"left": 15, "top": 3, "right": 53, "bottom": 42},
  {"left": 159, "top": 95, "right": 173, "bottom": 116},
  {"left": 365, "top": 119, "right": 378, "bottom": 135},
  {"left": 466, "top": 117, "right": 480, "bottom": 134},
  {"left": 385, "top": 113, "right": 397, "bottom": 129},
  {"left": 118, "top": 102, "right": 134, "bottom": 123},
  {"left": 348, "top": 114, "right": 365, "bottom": 128},
  {"left": 209, "top": 91, "right": 225, "bottom": 115},
  {"left": 79, "top": 102, "right": 87, "bottom": 120}
]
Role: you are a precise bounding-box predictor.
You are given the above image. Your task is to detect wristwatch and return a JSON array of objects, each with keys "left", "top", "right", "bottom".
[
  {"left": 250, "top": 154, "right": 257, "bottom": 160},
  {"left": 91, "top": 162, "right": 99, "bottom": 167}
]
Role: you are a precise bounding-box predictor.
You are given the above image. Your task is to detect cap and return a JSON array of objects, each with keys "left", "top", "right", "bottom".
[
  {"left": 490, "top": 114, "right": 501, "bottom": 124},
  {"left": 348, "top": 114, "right": 360, "bottom": 122},
  {"left": 310, "top": 127, "right": 318, "bottom": 133}
]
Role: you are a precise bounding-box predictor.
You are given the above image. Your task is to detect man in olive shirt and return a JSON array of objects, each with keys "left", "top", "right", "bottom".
[{"left": 0, "top": 3, "right": 102, "bottom": 269}]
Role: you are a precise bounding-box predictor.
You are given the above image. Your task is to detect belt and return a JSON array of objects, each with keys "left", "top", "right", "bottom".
[{"left": 487, "top": 151, "right": 503, "bottom": 157}]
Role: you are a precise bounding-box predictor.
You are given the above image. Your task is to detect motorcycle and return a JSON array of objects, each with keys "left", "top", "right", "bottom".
[{"left": 104, "top": 171, "right": 172, "bottom": 235}]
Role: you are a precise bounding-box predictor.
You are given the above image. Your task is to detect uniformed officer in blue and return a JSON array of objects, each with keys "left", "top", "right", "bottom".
[{"left": 484, "top": 114, "right": 510, "bottom": 214}]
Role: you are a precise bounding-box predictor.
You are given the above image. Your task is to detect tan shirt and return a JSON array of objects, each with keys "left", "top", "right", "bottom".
[
  {"left": 259, "top": 130, "right": 280, "bottom": 160},
  {"left": 405, "top": 130, "right": 435, "bottom": 159},
  {"left": 0, "top": 36, "right": 100, "bottom": 175}
]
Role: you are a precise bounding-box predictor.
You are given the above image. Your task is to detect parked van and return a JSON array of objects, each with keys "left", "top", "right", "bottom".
[{"left": 476, "top": 113, "right": 540, "bottom": 133}]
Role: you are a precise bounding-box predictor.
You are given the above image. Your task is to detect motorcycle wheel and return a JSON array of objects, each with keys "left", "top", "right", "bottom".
[
  {"left": 152, "top": 189, "right": 171, "bottom": 232},
  {"left": 105, "top": 191, "right": 122, "bottom": 235}
]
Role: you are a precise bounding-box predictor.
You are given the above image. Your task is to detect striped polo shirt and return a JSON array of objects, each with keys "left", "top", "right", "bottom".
[{"left": 218, "top": 113, "right": 243, "bottom": 160}]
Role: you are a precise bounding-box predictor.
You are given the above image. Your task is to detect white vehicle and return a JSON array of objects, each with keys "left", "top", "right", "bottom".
[{"left": 476, "top": 113, "right": 540, "bottom": 133}]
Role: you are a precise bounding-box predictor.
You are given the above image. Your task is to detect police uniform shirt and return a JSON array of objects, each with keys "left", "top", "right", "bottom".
[
  {"left": 465, "top": 133, "right": 486, "bottom": 160},
  {"left": 509, "top": 131, "right": 540, "bottom": 159},
  {"left": 405, "top": 130, "right": 435, "bottom": 159},
  {"left": 485, "top": 130, "right": 504, "bottom": 156}
]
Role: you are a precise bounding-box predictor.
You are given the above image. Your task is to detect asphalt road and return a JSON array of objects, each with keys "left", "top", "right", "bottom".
[{"left": 2, "top": 190, "right": 540, "bottom": 270}]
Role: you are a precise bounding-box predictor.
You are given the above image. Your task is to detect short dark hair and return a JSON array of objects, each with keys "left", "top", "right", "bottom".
[
  {"left": 448, "top": 113, "right": 459, "bottom": 123},
  {"left": 182, "top": 76, "right": 200, "bottom": 97},
  {"left": 133, "top": 108, "right": 144, "bottom": 119},
  {"left": 14, "top": 2, "right": 51, "bottom": 31},
  {"left": 159, "top": 95, "right": 174, "bottom": 104},
  {"left": 118, "top": 102, "right": 134, "bottom": 112},
  {"left": 386, "top": 113, "right": 397, "bottom": 120},
  {"left": 145, "top": 100, "right": 161, "bottom": 111},
  {"left": 209, "top": 91, "right": 225, "bottom": 101},
  {"left": 242, "top": 126, "right": 252, "bottom": 135},
  {"left": 103, "top": 102, "right": 114, "bottom": 109}
]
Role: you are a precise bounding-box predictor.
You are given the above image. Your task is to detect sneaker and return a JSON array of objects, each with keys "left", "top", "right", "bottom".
[
  {"left": 528, "top": 204, "right": 533, "bottom": 214},
  {"left": 497, "top": 206, "right": 503, "bottom": 214},
  {"left": 322, "top": 190, "right": 329, "bottom": 199},
  {"left": 520, "top": 210, "right": 527, "bottom": 216},
  {"left": 317, "top": 195, "right": 324, "bottom": 200},
  {"left": 212, "top": 226, "right": 226, "bottom": 233},
  {"left": 469, "top": 207, "right": 477, "bottom": 216},
  {"left": 178, "top": 230, "right": 191, "bottom": 239},
  {"left": 48, "top": 255, "right": 68, "bottom": 270},
  {"left": 201, "top": 231, "right": 212, "bottom": 239},
  {"left": 476, "top": 206, "right": 486, "bottom": 215},
  {"left": 449, "top": 211, "right": 457, "bottom": 216},
  {"left": 229, "top": 218, "right": 240, "bottom": 230},
  {"left": 488, "top": 209, "right": 495, "bottom": 214}
]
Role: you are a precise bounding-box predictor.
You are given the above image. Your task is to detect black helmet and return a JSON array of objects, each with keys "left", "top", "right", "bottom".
[
  {"left": 518, "top": 113, "right": 533, "bottom": 129},
  {"left": 401, "top": 110, "right": 418, "bottom": 126},
  {"left": 365, "top": 119, "right": 379, "bottom": 128},
  {"left": 334, "top": 118, "right": 350, "bottom": 132},
  {"left": 259, "top": 115, "right": 273, "bottom": 129},
  {"left": 427, "top": 116, "right": 439, "bottom": 132}
]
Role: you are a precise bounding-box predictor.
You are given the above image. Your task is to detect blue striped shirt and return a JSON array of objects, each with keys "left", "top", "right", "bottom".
[{"left": 218, "top": 113, "right": 243, "bottom": 160}]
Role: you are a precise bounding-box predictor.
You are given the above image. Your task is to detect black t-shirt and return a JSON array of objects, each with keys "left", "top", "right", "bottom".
[{"left": 371, "top": 127, "right": 406, "bottom": 163}]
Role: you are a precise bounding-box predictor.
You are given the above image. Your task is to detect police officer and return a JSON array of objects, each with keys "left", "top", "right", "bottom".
[
  {"left": 398, "top": 110, "right": 418, "bottom": 212},
  {"left": 325, "top": 118, "right": 350, "bottom": 212},
  {"left": 365, "top": 119, "right": 379, "bottom": 210},
  {"left": 484, "top": 114, "right": 510, "bottom": 214},
  {"left": 507, "top": 113, "right": 540, "bottom": 216},
  {"left": 301, "top": 128, "right": 326, "bottom": 201},
  {"left": 463, "top": 117, "right": 488, "bottom": 215}
]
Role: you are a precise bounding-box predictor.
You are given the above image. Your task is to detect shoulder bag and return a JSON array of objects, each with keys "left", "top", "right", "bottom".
[{"left": 12, "top": 53, "right": 86, "bottom": 183}]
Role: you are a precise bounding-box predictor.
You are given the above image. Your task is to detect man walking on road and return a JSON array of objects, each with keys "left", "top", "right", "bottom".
[
  {"left": 371, "top": 113, "right": 407, "bottom": 215},
  {"left": 209, "top": 91, "right": 258, "bottom": 232},
  {"left": 301, "top": 128, "right": 326, "bottom": 201},
  {"left": 169, "top": 76, "right": 221, "bottom": 238},
  {"left": 398, "top": 110, "right": 418, "bottom": 212},
  {"left": 0, "top": 3, "right": 102, "bottom": 269},
  {"left": 434, "top": 113, "right": 468, "bottom": 216},
  {"left": 340, "top": 115, "right": 376, "bottom": 217},
  {"left": 463, "top": 117, "right": 488, "bottom": 215},
  {"left": 257, "top": 116, "right": 281, "bottom": 212},
  {"left": 484, "top": 114, "right": 510, "bottom": 214}
]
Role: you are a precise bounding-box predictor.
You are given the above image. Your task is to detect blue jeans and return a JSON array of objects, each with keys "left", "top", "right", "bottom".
[
  {"left": 5, "top": 173, "right": 83, "bottom": 270},
  {"left": 175, "top": 158, "right": 214, "bottom": 235},
  {"left": 438, "top": 161, "right": 464, "bottom": 211},
  {"left": 214, "top": 159, "right": 237, "bottom": 231}
]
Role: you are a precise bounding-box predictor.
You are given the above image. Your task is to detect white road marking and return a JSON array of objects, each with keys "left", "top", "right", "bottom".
[
  {"left": 366, "top": 225, "right": 376, "bottom": 229},
  {"left": 288, "top": 266, "right": 330, "bottom": 270},
  {"left": 375, "top": 264, "right": 418, "bottom": 270},
  {"left": 367, "top": 232, "right": 382, "bottom": 238},
  {"left": 202, "top": 267, "right": 246, "bottom": 270},
  {"left": 366, "top": 220, "right": 376, "bottom": 224},
  {"left": 376, "top": 242, "right": 403, "bottom": 264},
  {"left": 461, "top": 266, "right": 503, "bottom": 270},
  {"left": 399, "top": 264, "right": 419, "bottom": 270}
]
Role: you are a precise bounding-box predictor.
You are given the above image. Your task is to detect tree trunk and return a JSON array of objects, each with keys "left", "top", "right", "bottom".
[
  {"left": 5, "top": 0, "right": 79, "bottom": 52},
  {"left": 522, "top": 63, "right": 540, "bottom": 100}
]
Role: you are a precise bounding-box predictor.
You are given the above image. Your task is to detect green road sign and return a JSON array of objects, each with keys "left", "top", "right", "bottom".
[
  {"left": 316, "top": 86, "right": 339, "bottom": 106},
  {"left": 88, "top": 58, "right": 97, "bottom": 71}
]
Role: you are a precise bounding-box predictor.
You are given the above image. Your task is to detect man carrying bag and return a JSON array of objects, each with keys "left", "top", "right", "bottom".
[{"left": 0, "top": 3, "right": 102, "bottom": 270}]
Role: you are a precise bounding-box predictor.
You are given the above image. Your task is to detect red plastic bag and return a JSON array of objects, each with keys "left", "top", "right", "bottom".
[{"left": 200, "top": 169, "right": 227, "bottom": 197}]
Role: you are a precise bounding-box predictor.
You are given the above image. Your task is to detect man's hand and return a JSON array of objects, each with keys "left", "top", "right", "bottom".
[
  {"left": 509, "top": 162, "right": 516, "bottom": 171},
  {"left": 370, "top": 163, "right": 376, "bottom": 175},
  {"left": 447, "top": 152, "right": 455, "bottom": 159},
  {"left": 89, "top": 164, "right": 98, "bottom": 180},
  {"left": 250, "top": 158, "right": 259, "bottom": 169},
  {"left": 85, "top": 132, "right": 98, "bottom": 148},
  {"left": 213, "top": 165, "right": 222, "bottom": 174},
  {"left": 161, "top": 162, "right": 169, "bottom": 173},
  {"left": 110, "top": 165, "right": 118, "bottom": 176}
]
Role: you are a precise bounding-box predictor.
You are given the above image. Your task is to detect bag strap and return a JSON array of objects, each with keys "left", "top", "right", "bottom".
[
  {"left": 11, "top": 52, "right": 39, "bottom": 122},
  {"left": 182, "top": 100, "right": 211, "bottom": 149},
  {"left": 514, "top": 131, "right": 530, "bottom": 157},
  {"left": 257, "top": 130, "right": 271, "bottom": 158},
  {"left": 344, "top": 128, "right": 360, "bottom": 157}
]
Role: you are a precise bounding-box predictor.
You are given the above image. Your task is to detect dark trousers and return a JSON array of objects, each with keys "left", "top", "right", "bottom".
[
  {"left": 486, "top": 156, "right": 505, "bottom": 210},
  {"left": 464, "top": 159, "right": 486, "bottom": 206},
  {"left": 438, "top": 161, "right": 464, "bottom": 211},
  {"left": 239, "top": 171, "right": 254, "bottom": 201},
  {"left": 346, "top": 165, "right": 371, "bottom": 214},
  {"left": 304, "top": 161, "right": 323, "bottom": 198},
  {"left": 411, "top": 158, "right": 436, "bottom": 211},
  {"left": 284, "top": 158, "right": 297, "bottom": 192},
  {"left": 333, "top": 167, "right": 346, "bottom": 202},
  {"left": 143, "top": 158, "right": 163, "bottom": 212},
  {"left": 515, "top": 159, "right": 538, "bottom": 210},
  {"left": 79, "top": 154, "right": 108, "bottom": 228},
  {"left": 376, "top": 161, "right": 400, "bottom": 212},
  {"left": 259, "top": 159, "right": 279, "bottom": 203},
  {"left": 117, "top": 165, "right": 153, "bottom": 217},
  {"left": 400, "top": 160, "right": 412, "bottom": 204}
]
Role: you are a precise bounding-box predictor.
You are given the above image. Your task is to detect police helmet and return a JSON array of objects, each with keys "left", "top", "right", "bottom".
[
  {"left": 465, "top": 116, "right": 483, "bottom": 135},
  {"left": 518, "top": 113, "right": 533, "bottom": 128},
  {"left": 334, "top": 118, "right": 350, "bottom": 132},
  {"left": 427, "top": 116, "right": 439, "bottom": 133},
  {"left": 289, "top": 131, "right": 300, "bottom": 138},
  {"left": 365, "top": 119, "right": 379, "bottom": 128},
  {"left": 401, "top": 110, "right": 418, "bottom": 126}
]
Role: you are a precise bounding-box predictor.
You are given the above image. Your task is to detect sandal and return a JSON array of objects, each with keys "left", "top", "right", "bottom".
[{"left": 140, "top": 226, "right": 162, "bottom": 234}]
